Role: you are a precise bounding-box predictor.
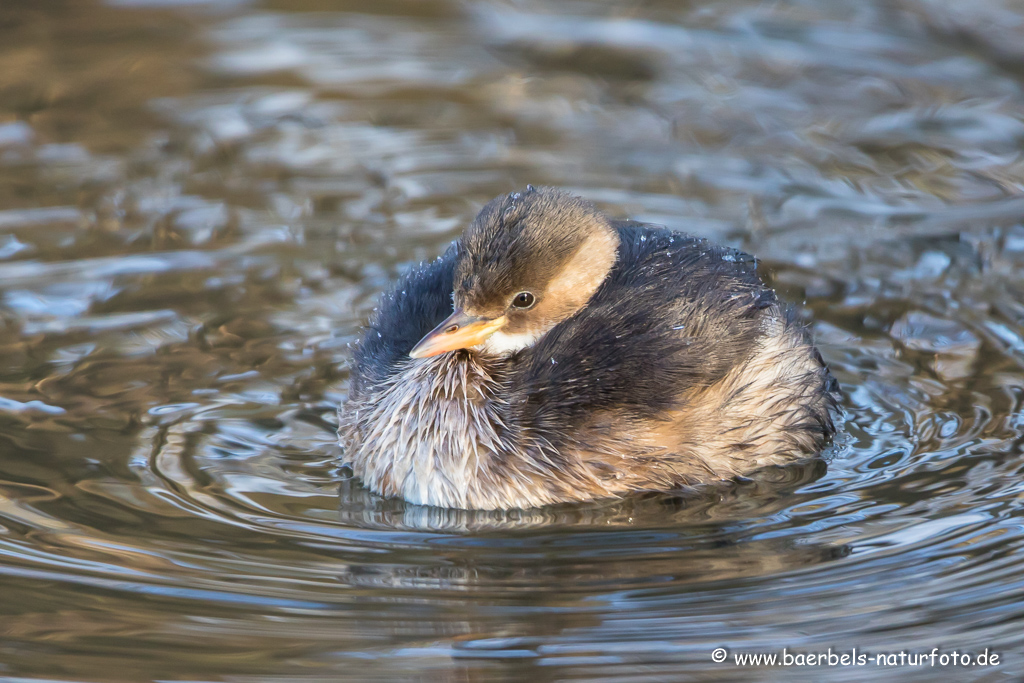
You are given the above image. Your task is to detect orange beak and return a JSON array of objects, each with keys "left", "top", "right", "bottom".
[{"left": 409, "top": 309, "right": 506, "bottom": 359}]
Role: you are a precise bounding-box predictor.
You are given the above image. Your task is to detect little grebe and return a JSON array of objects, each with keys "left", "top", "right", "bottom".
[{"left": 340, "top": 187, "right": 839, "bottom": 510}]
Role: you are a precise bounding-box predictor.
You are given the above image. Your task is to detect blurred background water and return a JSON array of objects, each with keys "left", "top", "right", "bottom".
[{"left": 1, "top": 0, "right": 1024, "bottom": 681}]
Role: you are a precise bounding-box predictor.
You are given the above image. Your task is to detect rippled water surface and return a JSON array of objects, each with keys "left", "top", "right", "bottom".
[{"left": 2, "top": 0, "right": 1024, "bottom": 680}]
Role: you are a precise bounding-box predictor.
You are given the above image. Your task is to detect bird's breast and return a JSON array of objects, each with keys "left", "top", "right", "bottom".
[{"left": 340, "top": 353, "right": 520, "bottom": 508}]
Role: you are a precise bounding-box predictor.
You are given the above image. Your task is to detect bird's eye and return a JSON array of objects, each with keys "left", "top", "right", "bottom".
[{"left": 511, "top": 292, "right": 536, "bottom": 309}]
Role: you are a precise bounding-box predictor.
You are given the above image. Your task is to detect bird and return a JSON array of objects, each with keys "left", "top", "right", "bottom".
[{"left": 339, "top": 187, "right": 840, "bottom": 511}]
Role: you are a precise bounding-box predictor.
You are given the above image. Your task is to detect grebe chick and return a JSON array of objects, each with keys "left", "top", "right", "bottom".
[{"left": 340, "top": 187, "right": 839, "bottom": 510}]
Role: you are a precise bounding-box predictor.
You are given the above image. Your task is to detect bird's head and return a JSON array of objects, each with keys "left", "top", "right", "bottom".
[{"left": 409, "top": 187, "right": 619, "bottom": 359}]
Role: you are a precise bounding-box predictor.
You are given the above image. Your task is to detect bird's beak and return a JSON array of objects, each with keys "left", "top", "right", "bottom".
[{"left": 409, "top": 309, "right": 506, "bottom": 359}]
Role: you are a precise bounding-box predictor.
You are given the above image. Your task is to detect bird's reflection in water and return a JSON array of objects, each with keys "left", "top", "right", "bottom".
[{"left": 335, "top": 457, "right": 848, "bottom": 585}]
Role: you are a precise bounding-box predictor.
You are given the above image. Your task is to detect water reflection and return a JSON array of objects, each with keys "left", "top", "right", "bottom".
[{"left": 1, "top": 0, "right": 1024, "bottom": 680}]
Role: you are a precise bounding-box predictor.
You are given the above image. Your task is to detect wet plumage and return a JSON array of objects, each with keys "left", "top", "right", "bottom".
[{"left": 340, "top": 187, "right": 840, "bottom": 510}]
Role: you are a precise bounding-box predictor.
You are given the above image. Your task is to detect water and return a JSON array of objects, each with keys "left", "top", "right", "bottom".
[{"left": 1, "top": 0, "right": 1023, "bottom": 680}]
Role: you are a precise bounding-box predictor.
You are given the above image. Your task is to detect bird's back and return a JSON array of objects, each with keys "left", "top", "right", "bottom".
[{"left": 500, "top": 222, "right": 839, "bottom": 486}]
